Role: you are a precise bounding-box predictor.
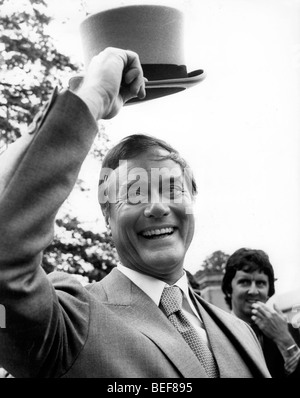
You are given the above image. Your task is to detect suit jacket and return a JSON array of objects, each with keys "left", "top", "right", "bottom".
[
  {"left": 253, "top": 324, "right": 300, "bottom": 378},
  {"left": 0, "top": 89, "right": 271, "bottom": 378}
]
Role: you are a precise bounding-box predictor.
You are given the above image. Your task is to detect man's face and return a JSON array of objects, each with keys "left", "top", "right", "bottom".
[
  {"left": 230, "top": 269, "right": 270, "bottom": 323},
  {"left": 106, "top": 148, "right": 195, "bottom": 284}
]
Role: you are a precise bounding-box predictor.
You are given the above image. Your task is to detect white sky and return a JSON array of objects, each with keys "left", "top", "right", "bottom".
[{"left": 46, "top": 0, "right": 300, "bottom": 297}]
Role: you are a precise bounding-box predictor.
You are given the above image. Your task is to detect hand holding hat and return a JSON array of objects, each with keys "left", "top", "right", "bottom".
[
  {"left": 69, "top": 5, "right": 205, "bottom": 105},
  {"left": 76, "top": 47, "right": 146, "bottom": 120}
]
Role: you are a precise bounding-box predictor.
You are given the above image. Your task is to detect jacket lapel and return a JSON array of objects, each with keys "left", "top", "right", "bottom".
[
  {"left": 101, "top": 269, "right": 208, "bottom": 378},
  {"left": 189, "top": 288, "right": 271, "bottom": 378}
]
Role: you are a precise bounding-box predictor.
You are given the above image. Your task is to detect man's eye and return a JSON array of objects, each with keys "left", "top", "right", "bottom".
[
  {"left": 239, "top": 280, "right": 250, "bottom": 286},
  {"left": 257, "top": 281, "right": 267, "bottom": 287},
  {"left": 169, "top": 185, "right": 184, "bottom": 197},
  {"left": 127, "top": 188, "right": 140, "bottom": 198},
  {"left": 127, "top": 186, "right": 144, "bottom": 204}
]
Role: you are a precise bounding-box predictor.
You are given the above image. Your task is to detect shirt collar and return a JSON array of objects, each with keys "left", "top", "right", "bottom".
[
  {"left": 117, "top": 264, "right": 166, "bottom": 306},
  {"left": 173, "top": 273, "right": 191, "bottom": 301},
  {"left": 117, "top": 264, "right": 192, "bottom": 307}
]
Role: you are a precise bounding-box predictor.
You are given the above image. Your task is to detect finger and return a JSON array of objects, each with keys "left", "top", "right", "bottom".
[
  {"left": 121, "top": 83, "right": 145, "bottom": 103},
  {"left": 123, "top": 69, "right": 145, "bottom": 96},
  {"left": 124, "top": 68, "right": 141, "bottom": 85},
  {"left": 137, "top": 84, "right": 146, "bottom": 100},
  {"left": 119, "top": 49, "right": 143, "bottom": 78},
  {"left": 251, "top": 314, "right": 263, "bottom": 327},
  {"left": 251, "top": 308, "right": 264, "bottom": 321},
  {"left": 252, "top": 302, "right": 272, "bottom": 317},
  {"left": 251, "top": 314, "right": 258, "bottom": 323},
  {"left": 251, "top": 307, "right": 270, "bottom": 322},
  {"left": 273, "top": 303, "right": 283, "bottom": 315},
  {"left": 132, "top": 76, "right": 147, "bottom": 100},
  {"left": 121, "top": 74, "right": 146, "bottom": 102},
  {"left": 130, "top": 75, "right": 146, "bottom": 97},
  {"left": 119, "top": 50, "right": 144, "bottom": 98}
]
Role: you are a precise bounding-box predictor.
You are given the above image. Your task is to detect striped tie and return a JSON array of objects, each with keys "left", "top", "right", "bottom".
[{"left": 160, "top": 285, "right": 219, "bottom": 378}]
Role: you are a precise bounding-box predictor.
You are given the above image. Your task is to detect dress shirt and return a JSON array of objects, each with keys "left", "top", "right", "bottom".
[{"left": 117, "top": 264, "right": 209, "bottom": 346}]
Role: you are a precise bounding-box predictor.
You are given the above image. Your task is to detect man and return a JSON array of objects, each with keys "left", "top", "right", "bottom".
[
  {"left": 0, "top": 47, "right": 270, "bottom": 378},
  {"left": 222, "top": 248, "right": 300, "bottom": 378}
]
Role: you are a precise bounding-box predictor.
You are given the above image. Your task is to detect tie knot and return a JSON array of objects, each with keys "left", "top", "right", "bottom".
[{"left": 160, "top": 285, "right": 183, "bottom": 316}]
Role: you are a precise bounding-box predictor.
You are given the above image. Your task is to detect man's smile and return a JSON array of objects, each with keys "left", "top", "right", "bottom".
[{"left": 138, "top": 226, "right": 177, "bottom": 240}]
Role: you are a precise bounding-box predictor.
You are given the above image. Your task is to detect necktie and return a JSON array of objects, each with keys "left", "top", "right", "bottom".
[{"left": 160, "top": 285, "right": 219, "bottom": 378}]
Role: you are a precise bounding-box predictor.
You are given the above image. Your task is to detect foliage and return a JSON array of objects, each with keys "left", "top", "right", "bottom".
[
  {"left": 194, "top": 250, "right": 230, "bottom": 280},
  {"left": 43, "top": 215, "right": 119, "bottom": 284},
  {"left": 0, "top": 0, "right": 80, "bottom": 147},
  {"left": 0, "top": 0, "right": 116, "bottom": 282}
]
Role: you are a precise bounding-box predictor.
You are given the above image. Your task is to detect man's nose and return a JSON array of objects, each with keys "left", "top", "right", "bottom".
[
  {"left": 144, "top": 201, "right": 170, "bottom": 218},
  {"left": 248, "top": 281, "right": 259, "bottom": 295}
]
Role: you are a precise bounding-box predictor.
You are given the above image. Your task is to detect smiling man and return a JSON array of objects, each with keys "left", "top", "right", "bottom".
[
  {"left": 0, "top": 48, "right": 271, "bottom": 378},
  {"left": 99, "top": 136, "right": 195, "bottom": 284},
  {"left": 229, "top": 268, "right": 271, "bottom": 323},
  {"left": 222, "top": 248, "right": 300, "bottom": 378}
]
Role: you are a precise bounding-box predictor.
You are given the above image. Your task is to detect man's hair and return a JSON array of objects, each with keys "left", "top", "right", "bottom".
[
  {"left": 99, "top": 134, "right": 198, "bottom": 218},
  {"left": 221, "top": 248, "right": 276, "bottom": 309}
]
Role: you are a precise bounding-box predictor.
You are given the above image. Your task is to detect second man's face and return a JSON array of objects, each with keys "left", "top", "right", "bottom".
[
  {"left": 106, "top": 148, "right": 195, "bottom": 284},
  {"left": 230, "top": 269, "right": 270, "bottom": 323}
]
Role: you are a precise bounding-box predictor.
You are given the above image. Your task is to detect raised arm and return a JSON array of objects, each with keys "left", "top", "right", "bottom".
[{"left": 0, "top": 48, "right": 145, "bottom": 377}]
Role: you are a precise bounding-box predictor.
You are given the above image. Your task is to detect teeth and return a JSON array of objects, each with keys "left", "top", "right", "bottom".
[{"left": 142, "top": 227, "right": 174, "bottom": 237}]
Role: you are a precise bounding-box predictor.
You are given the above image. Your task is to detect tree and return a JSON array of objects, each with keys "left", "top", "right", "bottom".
[
  {"left": 0, "top": 0, "right": 116, "bottom": 282},
  {"left": 0, "top": 0, "right": 80, "bottom": 147},
  {"left": 194, "top": 250, "right": 230, "bottom": 280},
  {"left": 43, "top": 215, "right": 119, "bottom": 284}
]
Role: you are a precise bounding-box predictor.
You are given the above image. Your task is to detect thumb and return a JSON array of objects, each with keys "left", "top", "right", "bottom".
[
  {"left": 273, "top": 303, "right": 284, "bottom": 316},
  {"left": 273, "top": 303, "right": 280, "bottom": 311}
]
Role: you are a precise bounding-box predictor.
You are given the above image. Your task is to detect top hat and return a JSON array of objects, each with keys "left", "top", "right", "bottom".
[{"left": 69, "top": 5, "right": 205, "bottom": 104}]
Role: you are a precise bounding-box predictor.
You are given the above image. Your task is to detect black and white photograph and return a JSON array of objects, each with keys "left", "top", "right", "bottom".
[{"left": 0, "top": 0, "right": 300, "bottom": 381}]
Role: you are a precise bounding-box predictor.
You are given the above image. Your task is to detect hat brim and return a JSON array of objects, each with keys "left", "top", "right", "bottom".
[{"left": 68, "top": 69, "right": 206, "bottom": 105}]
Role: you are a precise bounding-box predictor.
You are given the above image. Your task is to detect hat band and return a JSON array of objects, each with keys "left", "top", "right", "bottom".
[{"left": 142, "top": 64, "right": 188, "bottom": 81}]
